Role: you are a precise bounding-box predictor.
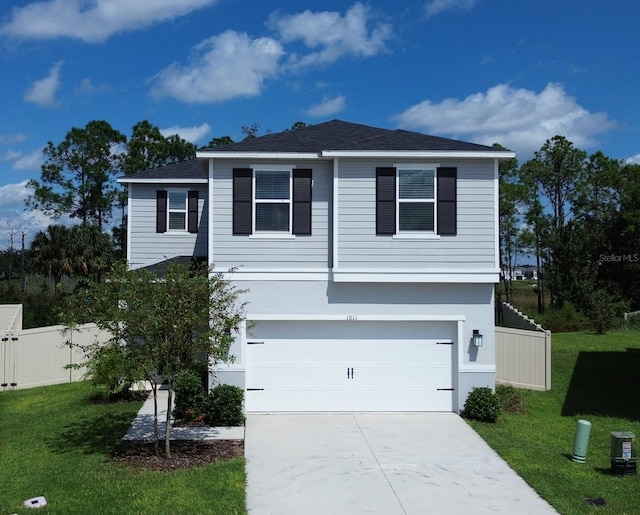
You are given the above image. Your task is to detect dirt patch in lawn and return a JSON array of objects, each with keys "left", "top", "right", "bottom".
[{"left": 113, "top": 439, "right": 244, "bottom": 471}]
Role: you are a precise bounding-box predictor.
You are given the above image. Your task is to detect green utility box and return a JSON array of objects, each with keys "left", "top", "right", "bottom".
[{"left": 610, "top": 431, "right": 636, "bottom": 476}]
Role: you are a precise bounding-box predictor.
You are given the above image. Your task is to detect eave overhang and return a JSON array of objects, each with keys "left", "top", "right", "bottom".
[
  {"left": 195, "top": 150, "right": 516, "bottom": 161},
  {"left": 117, "top": 178, "right": 209, "bottom": 184}
]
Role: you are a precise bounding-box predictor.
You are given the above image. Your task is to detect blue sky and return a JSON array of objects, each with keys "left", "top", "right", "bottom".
[{"left": 0, "top": 0, "right": 638, "bottom": 248}]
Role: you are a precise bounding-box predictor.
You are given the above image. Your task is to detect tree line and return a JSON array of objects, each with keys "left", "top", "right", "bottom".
[{"left": 500, "top": 135, "right": 640, "bottom": 332}]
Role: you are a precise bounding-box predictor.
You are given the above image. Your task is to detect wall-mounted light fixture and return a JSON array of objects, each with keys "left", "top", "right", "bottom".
[{"left": 472, "top": 329, "right": 483, "bottom": 347}]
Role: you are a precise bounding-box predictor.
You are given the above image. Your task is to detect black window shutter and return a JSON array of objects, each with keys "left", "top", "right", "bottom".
[
  {"left": 156, "top": 190, "right": 167, "bottom": 233},
  {"left": 233, "top": 168, "right": 252, "bottom": 235},
  {"left": 188, "top": 191, "right": 199, "bottom": 233},
  {"left": 292, "top": 169, "right": 312, "bottom": 235},
  {"left": 437, "top": 167, "right": 457, "bottom": 236},
  {"left": 376, "top": 167, "right": 396, "bottom": 235}
]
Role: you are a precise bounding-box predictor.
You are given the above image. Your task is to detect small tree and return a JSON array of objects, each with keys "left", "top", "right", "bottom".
[{"left": 62, "top": 262, "right": 245, "bottom": 457}]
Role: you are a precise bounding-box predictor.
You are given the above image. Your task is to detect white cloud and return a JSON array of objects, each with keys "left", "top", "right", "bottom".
[
  {"left": 626, "top": 154, "right": 640, "bottom": 165},
  {"left": 306, "top": 95, "right": 346, "bottom": 117},
  {"left": 424, "top": 0, "right": 478, "bottom": 17},
  {"left": 0, "top": 206, "right": 54, "bottom": 249},
  {"left": 78, "top": 78, "right": 109, "bottom": 95},
  {"left": 0, "top": 134, "right": 27, "bottom": 145},
  {"left": 1, "top": 0, "right": 217, "bottom": 43},
  {"left": 269, "top": 3, "right": 392, "bottom": 68},
  {"left": 0, "top": 148, "right": 43, "bottom": 171},
  {"left": 150, "top": 30, "right": 283, "bottom": 103},
  {"left": 0, "top": 181, "right": 31, "bottom": 208},
  {"left": 0, "top": 150, "right": 22, "bottom": 162},
  {"left": 24, "top": 61, "right": 63, "bottom": 107},
  {"left": 393, "top": 83, "right": 616, "bottom": 157},
  {"left": 13, "top": 149, "right": 44, "bottom": 171},
  {"left": 160, "top": 123, "right": 211, "bottom": 144}
]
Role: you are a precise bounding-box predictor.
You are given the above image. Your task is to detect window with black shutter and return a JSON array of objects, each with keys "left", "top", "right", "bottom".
[
  {"left": 156, "top": 189, "right": 199, "bottom": 233},
  {"left": 233, "top": 167, "right": 312, "bottom": 236},
  {"left": 376, "top": 166, "right": 457, "bottom": 236}
]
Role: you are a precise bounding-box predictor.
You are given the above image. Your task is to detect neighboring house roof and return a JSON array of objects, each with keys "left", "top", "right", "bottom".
[
  {"left": 200, "top": 119, "right": 507, "bottom": 154},
  {"left": 118, "top": 159, "right": 207, "bottom": 183}
]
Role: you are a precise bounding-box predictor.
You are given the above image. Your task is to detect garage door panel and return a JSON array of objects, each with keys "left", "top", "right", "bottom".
[{"left": 245, "top": 324, "right": 454, "bottom": 412}]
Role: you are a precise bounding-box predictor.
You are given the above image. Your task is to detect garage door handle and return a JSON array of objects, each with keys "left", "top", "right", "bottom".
[
  {"left": 437, "top": 388, "right": 454, "bottom": 391},
  {"left": 347, "top": 367, "right": 354, "bottom": 379},
  {"left": 437, "top": 341, "right": 453, "bottom": 345},
  {"left": 247, "top": 341, "right": 264, "bottom": 345},
  {"left": 247, "top": 388, "right": 264, "bottom": 391}
]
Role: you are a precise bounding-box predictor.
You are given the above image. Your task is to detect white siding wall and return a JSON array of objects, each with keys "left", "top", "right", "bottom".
[
  {"left": 210, "top": 160, "right": 331, "bottom": 270},
  {"left": 336, "top": 159, "right": 496, "bottom": 270},
  {"left": 227, "top": 280, "right": 495, "bottom": 368},
  {"left": 128, "top": 183, "right": 208, "bottom": 268}
]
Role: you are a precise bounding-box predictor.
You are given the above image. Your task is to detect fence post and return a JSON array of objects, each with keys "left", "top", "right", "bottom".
[{"left": 545, "top": 330, "right": 552, "bottom": 391}]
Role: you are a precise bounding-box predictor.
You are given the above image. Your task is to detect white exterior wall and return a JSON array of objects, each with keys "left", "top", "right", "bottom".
[
  {"left": 212, "top": 279, "right": 496, "bottom": 411},
  {"left": 335, "top": 158, "right": 495, "bottom": 270},
  {"left": 127, "top": 183, "right": 208, "bottom": 269},
  {"left": 210, "top": 160, "right": 331, "bottom": 271}
]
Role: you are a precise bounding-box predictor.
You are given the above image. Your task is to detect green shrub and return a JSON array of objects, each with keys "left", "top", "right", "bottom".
[
  {"left": 537, "top": 303, "right": 588, "bottom": 332},
  {"left": 174, "top": 369, "right": 206, "bottom": 421},
  {"left": 86, "top": 345, "right": 134, "bottom": 399},
  {"left": 582, "top": 289, "right": 624, "bottom": 335},
  {"left": 204, "top": 384, "right": 244, "bottom": 426},
  {"left": 496, "top": 384, "right": 526, "bottom": 414},
  {"left": 462, "top": 386, "right": 500, "bottom": 423}
]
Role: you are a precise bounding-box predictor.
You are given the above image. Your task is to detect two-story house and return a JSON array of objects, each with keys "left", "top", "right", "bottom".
[{"left": 118, "top": 120, "right": 515, "bottom": 413}]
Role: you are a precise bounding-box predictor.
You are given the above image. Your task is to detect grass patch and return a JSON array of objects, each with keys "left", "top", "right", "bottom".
[
  {"left": 0, "top": 382, "right": 246, "bottom": 514},
  {"left": 468, "top": 330, "right": 640, "bottom": 514}
]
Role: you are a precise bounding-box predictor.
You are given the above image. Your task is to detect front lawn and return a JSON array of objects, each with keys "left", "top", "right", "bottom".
[
  {"left": 469, "top": 330, "right": 640, "bottom": 514},
  {"left": 0, "top": 381, "right": 246, "bottom": 514}
]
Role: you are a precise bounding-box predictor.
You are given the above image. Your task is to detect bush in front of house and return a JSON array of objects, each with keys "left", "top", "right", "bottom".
[
  {"left": 174, "top": 369, "right": 206, "bottom": 421},
  {"left": 204, "top": 384, "right": 244, "bottom": 426},
  {"left": 496, "top": 384, "right": 527, "bottom": 414},
  {"left": 462, "top": 386, "right": 501, "bottom": 423}
]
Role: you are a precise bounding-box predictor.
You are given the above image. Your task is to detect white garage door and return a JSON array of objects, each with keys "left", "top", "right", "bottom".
[{"left": 245, "top": 321, "right": 454, "bottom": 412}]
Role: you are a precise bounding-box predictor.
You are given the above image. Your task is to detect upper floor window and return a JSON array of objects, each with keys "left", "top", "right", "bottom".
[
  {"left": 398, "top": 168, "right": 436, "bottom": 232},
  {"left": 156, "top": 189, "right": 199, "bottom": 234},
  {"left": 168, "top": 190, "right": 188, "bottom": 231},
  {"left": 233, "top": 168, "right": 312, "bottom": 236},
  {"left": 254, "top": 170, "right": 291, "bottom": 232},
  {"left": 376, "top": 166, "right": 457, "bottom": 236}
]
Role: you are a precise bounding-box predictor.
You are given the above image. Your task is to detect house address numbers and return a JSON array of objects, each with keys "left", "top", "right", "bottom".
[{"left": 346, "top": 315, "right": 358, "bottom": 321}]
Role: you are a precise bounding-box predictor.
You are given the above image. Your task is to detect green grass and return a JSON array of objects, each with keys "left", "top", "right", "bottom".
[
  {"left": 0, "top": 382, "right": 246, "bottom": 514},
  {"left": 468, "top": 330, "right": 640, "bottom": 514}
]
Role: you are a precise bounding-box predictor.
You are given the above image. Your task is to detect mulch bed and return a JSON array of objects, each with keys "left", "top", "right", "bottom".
[{"left": 113, "top": 439, "right": 244, "bottom": 471}]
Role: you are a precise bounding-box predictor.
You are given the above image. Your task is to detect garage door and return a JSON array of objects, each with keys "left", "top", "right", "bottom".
[{"left": 245, "top": 321, "right": 454, "bottom": 412}]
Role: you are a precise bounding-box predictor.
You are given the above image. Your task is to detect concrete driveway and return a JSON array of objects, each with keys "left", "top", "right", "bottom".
[{"left": 245, "top": 413, "right": 557, "bottom": 515}]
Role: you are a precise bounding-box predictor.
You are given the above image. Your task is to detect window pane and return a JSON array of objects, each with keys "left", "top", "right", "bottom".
[
  {"left": 256, "top": 203, "right": 290, "bottom": 231},
  {"left": 399, "top": 203, "right": 434, "bottom": 231},
  {"left": 169, "top": 212, "right": 186, "bottom": 230},
  {"left": 399, "top": 169, "right": 434, "bottom": 199},
  {"left": 168, "top": 191, "right": 186, "bottom": 209},
  {"left": 256, "top": 171, "right": 290, "bottom": 200}
]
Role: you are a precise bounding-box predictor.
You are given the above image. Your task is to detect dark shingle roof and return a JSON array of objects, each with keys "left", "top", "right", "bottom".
[
  {"left": 202, "top": 119, "right": 501, "bottom": 153},
  {"left": 119, "top": 159, "right": 207, "bottom": 181}
]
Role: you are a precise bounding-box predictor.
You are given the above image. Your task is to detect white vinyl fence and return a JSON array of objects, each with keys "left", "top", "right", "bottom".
[{"left": 0, "top": 304, "right": 110, "bottom": 391}]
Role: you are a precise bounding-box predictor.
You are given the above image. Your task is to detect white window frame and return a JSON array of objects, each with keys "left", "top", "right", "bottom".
[
  {"left": 167, "top": 188, "right": 188, "bottom": 232},
  {"left": 252, "top": 166, "right": 293, "bottom": 234},
  {"left": 395, "top": 164, "right": 438, "bottom": 235}
]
